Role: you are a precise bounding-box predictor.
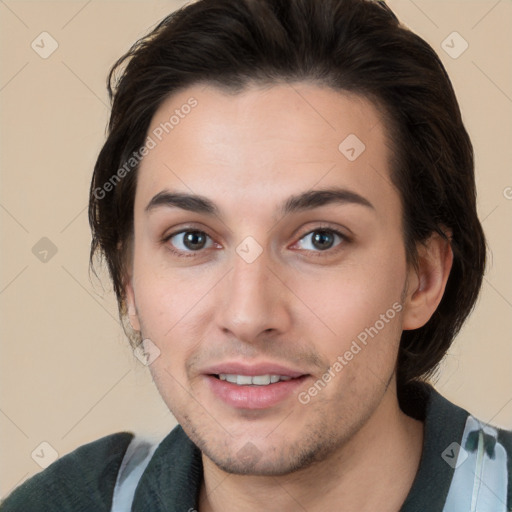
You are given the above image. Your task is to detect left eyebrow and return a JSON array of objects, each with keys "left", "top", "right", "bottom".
[
  {"left": 279, "top": 187, "right": 375, "bottom": 217},
  {"left": 144, "top": 186, "right": 375, "bottom": 218}
]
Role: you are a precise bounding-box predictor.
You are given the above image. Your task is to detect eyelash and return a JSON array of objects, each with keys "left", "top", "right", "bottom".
[{"left": 162, "top": 226, "right": 350, "bottom": 259}]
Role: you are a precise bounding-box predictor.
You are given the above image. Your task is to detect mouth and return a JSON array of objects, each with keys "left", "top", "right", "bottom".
[
  {"left": 204, "top": 370, "right": 310, "bottom": 410},
  {"left": 214, "top": 373, "right": 295, "bottom": 385}
]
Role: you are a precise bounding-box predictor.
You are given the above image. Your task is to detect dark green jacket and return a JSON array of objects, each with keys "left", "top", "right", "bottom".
[{"left": 2, "top": 382, "right": 511, "bottom": 511}]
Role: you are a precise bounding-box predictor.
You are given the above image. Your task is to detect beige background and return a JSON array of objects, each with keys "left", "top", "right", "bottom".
[{"left": 0, "top": 0, "right": 511, "bottom": 498}]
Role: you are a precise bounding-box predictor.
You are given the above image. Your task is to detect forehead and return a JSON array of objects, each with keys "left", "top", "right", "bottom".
[{"left": 135, "top": 82, "right": 399, "bottom": 222}]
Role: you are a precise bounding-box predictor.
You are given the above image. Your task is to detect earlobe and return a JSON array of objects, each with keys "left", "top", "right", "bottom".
[
  {"left": 402, "top": 231, "right": 453, "bottom": 330},
  {"left": 125, "top": 280, "right": 141, "bottom": 332}
]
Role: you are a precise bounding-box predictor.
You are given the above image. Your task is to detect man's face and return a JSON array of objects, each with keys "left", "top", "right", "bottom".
[{"left": 126, "top": 82, "right": 414, "bottom": 475}]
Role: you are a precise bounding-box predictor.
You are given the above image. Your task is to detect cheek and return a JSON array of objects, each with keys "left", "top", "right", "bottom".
[
  {"left": 290, "top": 245, "right": 406, "bottom": 369},
  {"left": 298, "top": 259, "right": 404, "bottom": 331},
  {"left": 132, "top": 241, "right": 192, "bottom": 330},
  {"left": 131, "top": 255, "right": 218, "bottom": 365},
  {"left": 135, "top": 279, "right": 202, "bottom": 343}
]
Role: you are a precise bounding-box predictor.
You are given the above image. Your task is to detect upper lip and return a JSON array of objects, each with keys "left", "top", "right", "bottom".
[{"left": 202, "top": 361, "right": 308, "bottom": 378}]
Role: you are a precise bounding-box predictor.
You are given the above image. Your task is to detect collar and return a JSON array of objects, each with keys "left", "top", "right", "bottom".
[{"left": 399, "top": 381, "right": 469, "bottom": 511}]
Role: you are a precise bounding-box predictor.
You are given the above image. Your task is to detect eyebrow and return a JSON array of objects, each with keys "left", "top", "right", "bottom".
[{"left": 144, "top": 187, "right": 375, "bottom": 218}]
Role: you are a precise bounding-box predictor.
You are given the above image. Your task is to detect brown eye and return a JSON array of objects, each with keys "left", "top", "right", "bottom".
[
  {"left": 311, "top": 230, "right": 336, "bottom": 250},
  {"left": 295, "top": 228, "right": 346, "bottom": 252},
  {"left": 166, "top": 230, "right": 213, "bottom": 254},
  {"left": 182, "top": 231, "right": 208, "bottom": 250}
]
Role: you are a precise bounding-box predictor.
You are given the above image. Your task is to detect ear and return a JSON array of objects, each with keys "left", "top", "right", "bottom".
[
  {"left": 402, "top": 230, "right": 453, "bottom": 330},
  {"left": 124, "top": 277, "right": 141, "bottom": 332}
]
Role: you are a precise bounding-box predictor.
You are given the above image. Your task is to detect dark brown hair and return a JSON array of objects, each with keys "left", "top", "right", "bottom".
[{"left": 88, "top": 0, "right": 486, "bottom": 388}]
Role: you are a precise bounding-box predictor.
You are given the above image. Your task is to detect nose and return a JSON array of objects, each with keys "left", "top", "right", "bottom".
[{"left": 214, "top": 245, "right": 292, "bottom": 344}]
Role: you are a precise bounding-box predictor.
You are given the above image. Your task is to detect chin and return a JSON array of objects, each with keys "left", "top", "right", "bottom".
[
  {"left": 191, "top": 425, "right": 337, "bottom": 476},
  {"left": 204, "top": 447, "right": 322, "bottom": 476}
]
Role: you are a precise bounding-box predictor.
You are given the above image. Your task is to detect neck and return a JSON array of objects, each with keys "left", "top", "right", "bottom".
[{"left": 198, "top": 382, "right": 424, "bottom": 512}]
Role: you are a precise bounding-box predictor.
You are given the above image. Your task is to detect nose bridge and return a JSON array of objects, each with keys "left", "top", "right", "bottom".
[{"left": 215, "top": 242, "right": 290, "bottom": 341}]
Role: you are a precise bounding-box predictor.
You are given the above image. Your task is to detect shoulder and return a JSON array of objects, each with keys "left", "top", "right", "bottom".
[
  {"left": 0, "top": 432, "right": 134, "bottom": 512},
  {"left": 431, "top": 388, "right": 512, "bottom": 512},
  {"left": 400, "top": 382, "right": 512, "bottom": 512},
  {"left": 442, "top": 413, "right": 512, "bottom": 512},
  {"left": 497, "top": 427, "right": 512, "bottom": 511}
]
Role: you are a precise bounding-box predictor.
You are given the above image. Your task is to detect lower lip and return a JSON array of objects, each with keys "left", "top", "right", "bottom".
[{"left": 205, "top": 375, "right": 309, "bottom": 409}]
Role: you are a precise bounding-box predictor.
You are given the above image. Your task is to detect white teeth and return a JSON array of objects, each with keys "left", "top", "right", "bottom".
[
  {"left": 237, "top": 375, "right": 253, "bottom": 385},
  {"left": 218, "top": 374, "right": 294, "bottom": 385},
  {"left": 252, "top": 375, "right": 271, "bottom": 385}
]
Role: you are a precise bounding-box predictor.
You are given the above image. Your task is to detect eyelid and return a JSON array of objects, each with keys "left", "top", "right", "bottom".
[
  {"left": 289, "top": 220, "right": 351, "bottom": 243},
  {"left": 163, "top": 224, "right": 211, "bottom": 241},
  {"left": 290, "top": 226, "right": 349, "bottom": 254},
  {"left": 162, "top": 226, "right": 218, "bottom": 258}
]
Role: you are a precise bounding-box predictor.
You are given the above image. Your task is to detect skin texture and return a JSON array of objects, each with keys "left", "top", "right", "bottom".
[{"left": 124, "top": 82, "right": 453, "bottom": 511}]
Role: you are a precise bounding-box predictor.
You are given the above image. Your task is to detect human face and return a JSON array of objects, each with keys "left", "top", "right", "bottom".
[{"left": 126, "top": 82, "right": 411, "bottom": 475}]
